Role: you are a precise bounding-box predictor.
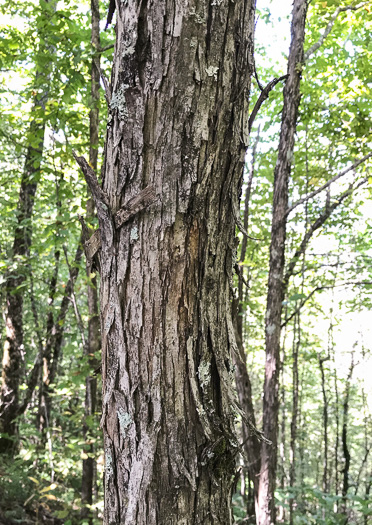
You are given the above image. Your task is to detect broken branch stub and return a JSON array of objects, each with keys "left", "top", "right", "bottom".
[
  {"left": 81, "top": 185, "right": 157, "bottom": 263},
  {"left": 114, "top": 185, "right": 157, "bottom": 228}
]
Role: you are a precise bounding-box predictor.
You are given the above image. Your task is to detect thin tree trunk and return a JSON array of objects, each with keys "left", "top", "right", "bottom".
[
  {"left": 81, "top": 0, "right": 101, "bottom": 520},
  {"left": 233, "top": 128, "right": 261, "bottom": 508},
  {"left": 334, "top": 366, "right": 340, "bottom": 512},
  {"left": 319, "top": 355, "right": 329, "bottom": 495},
  {"left": 364, "top": 468, "right": 372, "bottom": 525},
  {"left": 258, "top": 1, "right": 308, "bottom": 523},
  {"left": 40, "top": 244, "right": 83, "bottom": 433},
  {"left": 0, "top": 90, "right": 48, "bottom": 454},
  {"left": 277, "top": 319, "right": 287, "bottom": 524},
  {"left": 75, "top": 1, "right": 256, "bottom": 522},
  {"left": 341, "top": 352, "right": 355, "bottom": 523},
  {"left": 289, "top": 312, "right": 300, "bottom": 525},
  {"left": 37, "top": 177, "right": 62, "bottom": 436},
  {"left": 0, "top": 0, "right": 58, "bottom": 454}
]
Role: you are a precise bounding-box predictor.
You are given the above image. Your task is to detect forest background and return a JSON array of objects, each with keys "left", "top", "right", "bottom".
[{"left": 0, "top": 0, "right": 372, "bottom": 523}]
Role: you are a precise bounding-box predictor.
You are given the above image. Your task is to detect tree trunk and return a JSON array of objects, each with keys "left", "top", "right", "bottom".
[
  {"left": 257, "top": 1, "right": 308, "bottom": 523},
  {"left": 76, "top": 1, "right": 256, "bottom": 522},
  {"left": 233, "top": 130, "right": 261, "bottom": 507},
  {"left": 289, "top": 313, "right": 300, "bottom": 525},
  {"left": 319, "top": 355, "right": 329, "bottom": 494},
  {"left": 81, "top": 0, "right": 101, "bottom": 520},
  {"left": 0, "top": 99, "right": 47, "bottom": 453},
  {"left": 341, "top": 352, "right": 354, "bottom": 522},
  {"left": 0, "top": 0, "right": 57, "bottom": 454},
  {"left": 334, "top": 366, "right": 340, "bottom": 510}
]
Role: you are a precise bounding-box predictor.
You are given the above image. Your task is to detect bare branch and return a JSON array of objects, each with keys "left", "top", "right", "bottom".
[
  {"left": 287, "top": 152, "right": 372, "bottom": 215},
  {"left": 240, "top": 126, "right": 261, "bottom": 262},
  {"left": 248, "top": 75, "right": 289, "bottom": 133},
  {"left": 284, "top": 177, "right": 368, "bottom": 288},
  {"left": 304, "top": 2, "right": 369, "bottom": 61},
  {"left": 73, "top": 152, "right": 108, "bottom": 208},
  {"left": 99, "top": 44, "right": 115, "bottom": 53},
  {"left": 282, "top": 280, "right": 372, "bottom": 328}
]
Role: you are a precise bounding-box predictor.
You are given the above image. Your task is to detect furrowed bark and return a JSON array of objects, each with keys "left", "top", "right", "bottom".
[
  {"left": 258, "top": 1, "right": 308, "bottom": 523},
  {"left": 77, "top": 1, "right": 257, "bottom": 522}
]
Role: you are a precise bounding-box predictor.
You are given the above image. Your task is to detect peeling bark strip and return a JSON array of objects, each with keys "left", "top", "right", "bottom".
[
  {"left": 258, "top": 1, "right": 308, "bottom": 524},
  {"left": 75, "top": 1, "right": 257, "bottom": 523}
]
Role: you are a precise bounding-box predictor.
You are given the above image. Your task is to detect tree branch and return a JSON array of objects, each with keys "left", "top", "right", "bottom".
[
  {"left": 284, "top": 177, "right": 368, "bottom": 288},
  {"left": 63, "top": 245, "right": 88, "bottom": 353},
  {"left": 248, "top": 75, "right": 289, "bottom": 133},
  {"left": 282, "top": 280, "right": 372, "bottom": 328},
  {"left": 304, "top": 2, "right": 369, "bottom": 61},
  {"left": 287, "top": 152, "right": 372, "bottom": 215}
]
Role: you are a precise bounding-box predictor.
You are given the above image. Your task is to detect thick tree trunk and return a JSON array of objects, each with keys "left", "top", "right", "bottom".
[
  {"left": 77, "top": 1, "right": 256, "bottom": 522},
  {"left": 257, "top": 1, "right": 308, "bottom": 523},
  {"left": 81, "top": 0, "right": 101, "bottom": 520}
]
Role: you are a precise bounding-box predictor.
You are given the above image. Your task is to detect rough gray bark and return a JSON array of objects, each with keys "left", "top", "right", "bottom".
[
  {"left": 258, "top": 1, "right": 308, "bottom": 523},
  {"left": 76, "top": 0, "right": 256, "bottom": 522}
]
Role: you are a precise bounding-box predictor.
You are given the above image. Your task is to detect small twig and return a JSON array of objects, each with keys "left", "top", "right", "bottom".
[
  {"left": 98, "top": 67, "right": 112, "bottom": 104},
  {"left": 63, "top": 245, "right": 88, "bottom": 352},
  {"left": 282, "top": 279, "right": 372, "bottom": 328},
  {"left": 99, "top": 43, "right": 115, "bottom": 53}
]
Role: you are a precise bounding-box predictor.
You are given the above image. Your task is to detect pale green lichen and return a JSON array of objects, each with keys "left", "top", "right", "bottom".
[
  {"left": 205, "top": 66, "right": 219, "bottom": 80},
  {"left": 130, "top": 226, "right": 138, "bottom": 242},
  {"left": 105, "top": 449, "right": 113, "bottom": 478},
  {"left": 117, "top": 408, "right": 132, "bottom": 438},
  {"left": 122, "top": 44, "right": 136, "bottom": 57},
  {"left": 110, "top": 84, "right": 129, "bottom": 120},
  {"left": 198, "top": 360, "right": 210, "bottom": 390},
  {"left": 189, "top": 7, "right": 204, "bottom": 24}
]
